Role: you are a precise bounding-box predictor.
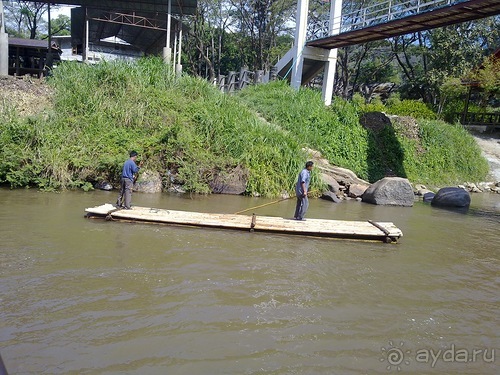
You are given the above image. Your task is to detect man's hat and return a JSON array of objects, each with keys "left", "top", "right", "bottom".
[{"left": 129, "top": 151, "right": 138, "bottom": 157}]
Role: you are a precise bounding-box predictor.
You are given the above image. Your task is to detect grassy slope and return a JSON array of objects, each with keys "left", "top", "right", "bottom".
[
  {"left": 0, "top": 58, "right": 489, "bottom": 195},
  {"left": 238, "top": 81, "right": 489, "bottom": 187}
]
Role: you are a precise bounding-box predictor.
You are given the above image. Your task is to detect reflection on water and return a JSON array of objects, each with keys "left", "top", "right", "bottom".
[{"left": 0, "top": 189, "right": 499, "bottom": 374}]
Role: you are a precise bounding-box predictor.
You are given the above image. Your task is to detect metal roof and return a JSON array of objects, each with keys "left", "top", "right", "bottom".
[
  {"left": 8, "top": 37, "right": 49, "bottom": 49},
  {"left": 30, "top": 1, "right": 197, "bottom": 56},
  {"left": 71, "top": 7, "right": 187, "bottom": 55},
  {"left": 36, "top": 0, "right": 197, "bottom": 16},
  {"left": 307, "top": 0, "right": 500, "bottom": 49}
]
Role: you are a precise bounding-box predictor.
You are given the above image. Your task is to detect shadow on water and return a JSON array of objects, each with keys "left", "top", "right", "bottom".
[
  {"left": 467, "top": 206, "right": 500, "bottom": 221},
  {"left": 360, "top": 112, "right": 407, "bottom": 182},
  {"left": 424, "top": 197, "right": 500, "bottom": 220},
  {"left": 429, "top": 204, "right": 470, "bottom": 215}
]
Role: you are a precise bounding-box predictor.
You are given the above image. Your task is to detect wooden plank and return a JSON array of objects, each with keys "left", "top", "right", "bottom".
[{"left": 84, "top": 204, "right": 403, "bottom": 242}]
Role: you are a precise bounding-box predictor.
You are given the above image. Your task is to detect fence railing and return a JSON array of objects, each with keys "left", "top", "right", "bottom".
[
  {"left": 216, "top": 66, "right": 278, "bottom": 93},
  {"left": 308, "top": 0, "right": 466, "bottom": 41},
  {"left": 456, "top": 112, "right": 500, "bottom": 127}
]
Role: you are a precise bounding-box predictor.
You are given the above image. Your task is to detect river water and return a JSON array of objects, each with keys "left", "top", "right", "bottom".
[{"left": 0, "top": 189, "right": 498, "bottom": 375}]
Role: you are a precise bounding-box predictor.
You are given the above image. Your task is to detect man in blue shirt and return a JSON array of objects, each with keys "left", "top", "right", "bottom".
[
  {"left": 294, "top": 161, "right": 314, "bottom": 220},
  {"left": 116, "top": 151, "right": 142, "bottom": 209}
]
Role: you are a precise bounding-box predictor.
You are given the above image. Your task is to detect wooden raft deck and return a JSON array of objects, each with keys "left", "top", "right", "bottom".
[{"left": 84, "top": 204, "right": 403, "bottom": 243}]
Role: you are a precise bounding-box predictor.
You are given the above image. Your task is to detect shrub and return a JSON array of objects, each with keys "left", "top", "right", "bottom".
[{"left": 387, "top": 99, "right": 437, "bottom": 119}]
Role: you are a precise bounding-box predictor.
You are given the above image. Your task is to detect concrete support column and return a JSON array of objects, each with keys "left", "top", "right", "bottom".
[
  {"left": 82, "top": 7, "right": 89, "bottom": 62},
  {"left": 172, "top": 27, "right": 177, "bottom": 72},
  {"left": 175, "top": 24, "right": 182, "bottom": 76},
  {"left": 322, "top": 0, "right": 342, "bottom": 105},
  {"left": 291, "top": 0, "right": 309, "bottom": 90},
  {"left": 163, "top": 0, "right": 172, "bottom": 64},
  {"left": 45, "top": 3, "right": 53, "bottom": 70},
  {"left": 0, "top": 0, "right": 8, "bottom": 76},
  {"left": 322, "top": 49, "right": 338, "bottom": 106}
]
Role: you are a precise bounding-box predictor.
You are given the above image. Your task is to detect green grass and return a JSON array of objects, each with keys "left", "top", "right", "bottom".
[{"left": 0, "top": 58, "right": 489, "bottom": 195}]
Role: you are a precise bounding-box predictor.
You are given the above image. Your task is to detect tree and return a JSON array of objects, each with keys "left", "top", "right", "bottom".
[
  {"left": 467, "top": 54, "right": 500, "bottom": 109},
  {"left": 184, "top": 0, "right": 295, "bottom": 79},
  {"left": 229, "top": 0, "right": 295, "bottom": 71},
  {"left": 184, "top": 0, "right": 239, "bottom": 80},
  {"left": 390, "top": 17, "right": 500, "bottom": 106},
  {"left": 50, "top": 14, "right": 70, "bottom": 36},
  {"left": 4, "top": 1, "right": 49, "bottom": 39}
]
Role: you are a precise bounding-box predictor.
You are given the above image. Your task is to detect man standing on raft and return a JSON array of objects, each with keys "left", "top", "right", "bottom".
[
  {"left": 294, "top": 161, "right": 314, "bottom": 221},
  {"left": 117, "top": 151, "right": 142, "bottom": 210}
]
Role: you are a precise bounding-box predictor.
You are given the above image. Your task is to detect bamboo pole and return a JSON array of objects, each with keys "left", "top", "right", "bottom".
[{"left": 234, "top": 197, "right": 292, "bottom": 215}]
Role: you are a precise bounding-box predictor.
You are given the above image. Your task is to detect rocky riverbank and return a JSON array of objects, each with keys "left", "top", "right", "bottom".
[
  {"left": 471, "top": 131, "right": 500, "bottom": 181},
  {"left": 303, "top": 140, "right": 500, "bottom": 208}
]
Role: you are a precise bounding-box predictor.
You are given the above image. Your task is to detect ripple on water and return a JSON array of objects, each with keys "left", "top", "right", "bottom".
[{"left": 0, "top": 190, "right": 499, "bottom": 374}]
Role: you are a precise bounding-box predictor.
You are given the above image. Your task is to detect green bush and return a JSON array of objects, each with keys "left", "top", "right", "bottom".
[
  {"left": 0, "top": 59, "right": 489, "bottom": 195},
  {"left": 238, "top": 81, "right": 371, "bottom": 180},
  {"left": 387, "top": 99, "right": 437, "bottom": 119},
  {"left": 393, "top": 119, "right": 488, "bottom": 186},
  {"left": 0, "top": 59, "right": 306, "bottom": 196}
]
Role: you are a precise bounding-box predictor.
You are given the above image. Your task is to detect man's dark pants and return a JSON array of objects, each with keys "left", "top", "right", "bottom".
[
  {"left": 294, "top": 195, "right": 309, "bottom": 220},
  {"left": 117, "top": 177, "right": 134, "bottom": 209}
]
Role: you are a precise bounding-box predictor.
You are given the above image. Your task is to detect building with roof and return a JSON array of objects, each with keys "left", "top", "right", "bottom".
[
  {"left": 0, "top": 0, "right": 197, "bottom": 76},
  {"left": 7, "top": 37, "right": 61, "bottom": 77}
]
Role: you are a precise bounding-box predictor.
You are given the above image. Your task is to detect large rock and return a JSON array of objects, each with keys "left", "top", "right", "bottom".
[
  {"left": 95, "top": 180, "right": 113, "bottom": 191},
  {"left": 423, "top": 192, "right": 435, "bottom": 203},
  {"left": 303, "top": 147, "right": 369, "bottom": 186},
  {"left": 348, "top": 183, "right": 369, "bottom": 198},
  {"left": 321, "top": 173, "right": 341, "bottom": 194},
  {"left": 209, "top": 166, "right": 248, "bottom": 195},
  {"left": 321, "top": 191, "right": 342, "bottom": 203},
  {"left": 134, "top": 170, "right": 163, "bottom": 193},
  {"left": 431, "top": 187, "right": 471, "bottom": 208},
  {"left": 359, "top": 111, "right": 392, "bottom": 132},
  {"left": 362, "top": 177, "right": 414, "bottom": 206}
]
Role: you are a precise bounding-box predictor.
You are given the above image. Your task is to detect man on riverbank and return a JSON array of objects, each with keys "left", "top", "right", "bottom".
[
  {"left": 116, "top": 151, "right": 142, "bottom": 209},
  {"left": 294, "top": 161, "right": 314, "bottom": 220}
]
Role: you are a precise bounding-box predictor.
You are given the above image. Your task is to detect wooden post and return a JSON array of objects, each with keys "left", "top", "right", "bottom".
[
  {"left": 15, "top": 46, "right": 20, "bottom": 76},
  {"left": 462, "top": 85, "right": 472, "bottom": 125},
  {"left": 250, "top": 213, "right": 256, "bottom": 232}
]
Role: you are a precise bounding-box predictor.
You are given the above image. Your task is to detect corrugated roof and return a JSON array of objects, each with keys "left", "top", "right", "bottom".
[
  {"left": 8, "top": 38, "right": 49, "bottom": 49},
  {"left": 36, "top": 0, "right": 197, "bottom": 16}
]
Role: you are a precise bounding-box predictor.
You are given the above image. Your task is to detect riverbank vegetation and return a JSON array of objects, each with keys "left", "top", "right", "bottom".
[{"left": 0, "top": 58, "right": 489, "bottom": 195}]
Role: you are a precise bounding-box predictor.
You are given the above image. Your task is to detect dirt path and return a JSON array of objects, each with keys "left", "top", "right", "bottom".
[
  {"left": 0, "top": 76, "right": 53, "bottom": 117},
  {"left": 472, "top": 132, "right": 500, "bottom": 181}
]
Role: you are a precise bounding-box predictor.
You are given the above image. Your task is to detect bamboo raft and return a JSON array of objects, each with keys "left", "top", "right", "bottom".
[{"left": 84, "top": 203, "right": 403, "bottom": 243}]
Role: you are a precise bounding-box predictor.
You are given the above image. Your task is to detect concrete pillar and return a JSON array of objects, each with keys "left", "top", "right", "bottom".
[
  {"left": 322, "top": 49, "right": 338, "bottom": 106},
  {"left": 290, "top": 0, "right": 309, "bottom": 90},
  {"left": 172, "top": 27, "right": 177, "bottom": 72},
  {"left": 322, "top": 0, "right": 342, "bottom": 105},
  {"left": 163, "top": 0, "right": 172, "bottom": 64},
  {"left": 175, "top": 24, "right": 182, "bottom": 76},
  {"left": 0, "top": 0, "right": 8, "bottom": 76},
  {"left": 45, "top": 3, "right": 53, "bottom": 71},
  {"left": 82, "top": 7, "right": 89, "bottom": 62}
]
